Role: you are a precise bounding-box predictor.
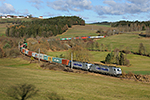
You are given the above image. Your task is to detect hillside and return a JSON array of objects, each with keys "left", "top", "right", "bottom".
[
  {"left": 0, "top": 58, "right": 150, "bottom": 100},
  {"left": 49, "top": 25, "right": 150, "bottom": 75},
  {"left": 5, "top": 16, "right": 85, "bottom": 38},
  {"left": 57, "top": 24, "right": 115, "bottom": 38},
  {"left": 0, "top": 19, "right": 150, "bottom": 100}
]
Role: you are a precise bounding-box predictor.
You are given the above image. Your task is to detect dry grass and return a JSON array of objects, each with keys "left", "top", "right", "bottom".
[
  {"left": 0, "top": 23, "right": 7, "bottom": 36},
  {"left": 57, "top": 25, "right": 116, "bottom": 38},
  {"left": 0, "top": 58, "right": 150, "bottom": 100}
]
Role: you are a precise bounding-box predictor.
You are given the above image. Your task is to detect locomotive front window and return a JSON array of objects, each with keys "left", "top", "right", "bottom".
[
  {"left": 114, "top": 69, "right": 116, "bottom": 71},
  {"left": 117, "top": 69, "right": 120, "bottom": 71}
]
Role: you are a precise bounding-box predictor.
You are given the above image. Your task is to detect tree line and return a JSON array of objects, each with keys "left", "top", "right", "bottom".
[
  {"left": 111, "top": 20, "right": 150, "bottom": 34},
  {"left": 5, "top": 16, "right": 85, "bottom": 38}
]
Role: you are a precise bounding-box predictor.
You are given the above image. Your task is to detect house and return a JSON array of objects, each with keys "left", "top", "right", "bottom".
[
  {"left": 25, "top": 16, "right": 29, "bottom": 18},
  {"left": 13, "top": 16, "right": 17, "bottom": 18},
  {"left": 17, "top": 16, "right": 24, "bottom": 18},
  {"left": 7, "top": 15, "right": 11, "bottom": 18},
  {"left": 1, "top": 16, "right": 6, "bottom": 19},
  {"left": 39, "top": 16, "right": 43, "bottom": 19}
]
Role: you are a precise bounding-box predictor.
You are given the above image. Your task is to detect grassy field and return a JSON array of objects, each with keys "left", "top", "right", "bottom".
[
  {"left": 0, "top": 22, "right": 150, "bottom": 99},
  {"left": 57, "top": 25, "right": 115, "bottom": 38},
  {"left": 97, "top": 34, "right": 150, "bottom": 53},
  {"left": 0, "top": 58, "right": 150, "bottom": 100}
]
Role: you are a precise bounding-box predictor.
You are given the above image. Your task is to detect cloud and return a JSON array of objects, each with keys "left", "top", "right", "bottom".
[
  {"left": 47, "top": 0, "right": 92, "bottom": 12},
  {"left": 0, "top": 3, "right": 15, "bottom": 14},
  {"left": 27, "top": 0, "right": 43, "bottom": 10},
  {"left": 0, "top": 0, "right": 5, "bottom": 2},
  {"left": 94, "top": 0, "right": 150, "bottom": 15}
]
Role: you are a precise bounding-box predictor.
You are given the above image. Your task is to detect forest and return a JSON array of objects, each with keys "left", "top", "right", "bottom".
[
  {"left": 5, "top": 16, "right": 85, "bottom": 38},
  {"left": 111, "top": 20, "right": 150, "bottom": 32}
]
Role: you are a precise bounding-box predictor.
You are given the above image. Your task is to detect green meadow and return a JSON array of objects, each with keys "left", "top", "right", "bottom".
[
  {"left": 97, "top": 34, "right": 150, "bottom": 53},
  {"left": 0, "top": 58, "right": 150, "bottom": 100}
]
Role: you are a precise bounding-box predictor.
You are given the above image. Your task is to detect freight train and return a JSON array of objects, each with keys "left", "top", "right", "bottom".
[
  {"left": 20, "top": 42, "right": 122, "bottom": 77},
  {"left": 59, "top": 36, "right": 105, "bottom": 41}
]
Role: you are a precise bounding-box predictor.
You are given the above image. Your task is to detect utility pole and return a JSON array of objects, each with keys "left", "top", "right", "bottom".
[
  {"left": 39, "top": 48, "right": 40, "bottom": 63},
  {"left": 18, "top": 42, "right": 20, "bottom": 50},
  {"left": 71, "top": 52, "right": 73, "bottom": 69}
]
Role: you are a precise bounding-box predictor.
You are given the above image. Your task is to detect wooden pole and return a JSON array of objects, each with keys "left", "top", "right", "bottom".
[
  {"left": 71, "top": 52, "right": 73, "bottom": 69},
  {"left": 18, "top": 42, "right": 20, "bottom": 50},
  {"left": 39, "top": 48, "right": 40, "bottom": 63}
]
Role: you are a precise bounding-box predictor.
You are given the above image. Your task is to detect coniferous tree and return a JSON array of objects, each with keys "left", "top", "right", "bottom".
[
  {"left": 119, "top": 52, "right": 124, "bottom": 65},
  {"left": 105, "top": 53, "right": 111, "bottom": 64}
]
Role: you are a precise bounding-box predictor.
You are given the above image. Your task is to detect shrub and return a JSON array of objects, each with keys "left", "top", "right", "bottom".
[
  {"left": 7, "top": 83, "right": 39, "bottom": 100},
  {"left": 0, "top": 47, "right": 4, "bottom": 58},
  {"left": 3, "top": 43, "right": 11, "bottom": 49},
  {"left": 124, "top": 59, "right": 130, "bottom": 66},
  {"left": 4, "top": 48, "right": 20, "bottom": 57}
]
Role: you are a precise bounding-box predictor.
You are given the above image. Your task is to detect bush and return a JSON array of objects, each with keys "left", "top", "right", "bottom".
[
  {"left": 0, "top": 47, "right": 4, "bottom": 58},
  {"left": 3, "top": 43, "right": 11, "bottom": 49},
  {"left": 124, "top": 59, "right": 130, "bottom": 66},
  {"left": 4, "top": 48, "right": 20, "bottom": 57},
  {"left": 7, "top": 83, "right": 39, "bottom": 100}
]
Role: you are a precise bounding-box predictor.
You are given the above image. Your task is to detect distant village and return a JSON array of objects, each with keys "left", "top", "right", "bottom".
[{"left": 0, "top": 15, "right": 43, "bottom": 19}]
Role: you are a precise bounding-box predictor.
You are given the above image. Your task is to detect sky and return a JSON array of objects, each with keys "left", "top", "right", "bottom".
[{"left": 0, "top": 0, "right": 150, "bottom": 23}]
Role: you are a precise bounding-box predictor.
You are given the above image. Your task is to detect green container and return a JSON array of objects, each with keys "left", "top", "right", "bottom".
[
  {"left": 52, "top": 57, "right": 62, "bottom": 63},
  {"left": 43, "top": 55, "right": 49, "bottom": 61}
]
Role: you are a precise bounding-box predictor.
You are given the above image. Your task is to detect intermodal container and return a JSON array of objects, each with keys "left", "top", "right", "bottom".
[
  {"left": 68, "top": 38, "right": 72, "bottom": 40},
  {"left": 48, "top": 56, "right": 53, "bottom": 62},
  {"left": 22, "top": 48, "right": 25, "bottom": 53},
  {"left": 43, "top": 55, "right": 49, "bottom": 61},
  {"left": 81, "top": 37, "right": 87, "bottom": 39},
  {"left": 37, "top": 54, "right": 43, "bottom": 59},
  {"left": 76, "top": 37, "right": 80, "bottom": 39},
  {"left": 32, "top": 52, "right": 36, "bottom": 57},
  {"left": 62, "top": 59, "right": 70, "bottom": 66},
  {"left": 28, "top": 51, "right": 32, "bottom": 56},
  {"left": 35, "top": 53, "right": 38, "bottom": 58},
  {"left": 52, "top": 57, "right": 62, "bottom": 63},
  {"left": 25, "top": 49, "right": 29, "bottom": 55}
]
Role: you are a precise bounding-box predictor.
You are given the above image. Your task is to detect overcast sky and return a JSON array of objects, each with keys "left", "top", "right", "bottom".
[{"left": 0, "top": 0, "right": 150, "bottom": 23}]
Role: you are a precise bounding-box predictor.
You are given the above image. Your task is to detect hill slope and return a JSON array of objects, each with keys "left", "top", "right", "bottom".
[{"left": 0, "top": 58, "right": 150, "bottom": 100}]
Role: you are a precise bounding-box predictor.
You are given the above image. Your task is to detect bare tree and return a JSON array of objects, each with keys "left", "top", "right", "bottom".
[
  {"left": 139, "top": 43, "right": 145, "bottom": 55},
  {"left": 66, "top": 45, "right": 93, "bottom": 63}
]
